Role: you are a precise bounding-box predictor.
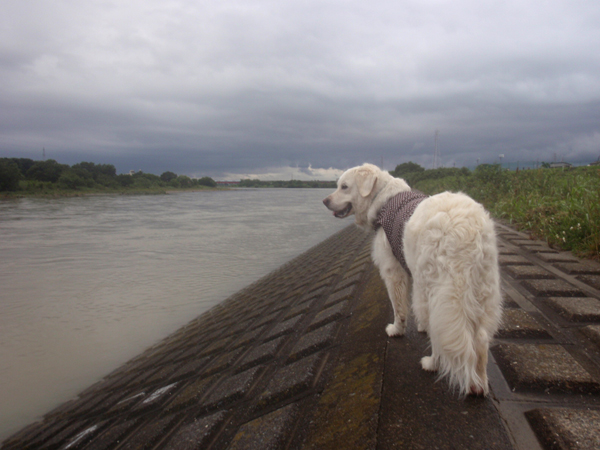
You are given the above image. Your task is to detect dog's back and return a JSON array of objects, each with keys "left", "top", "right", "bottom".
[{"left": 405, "top": 192, "right": 502, "bottom": 396}]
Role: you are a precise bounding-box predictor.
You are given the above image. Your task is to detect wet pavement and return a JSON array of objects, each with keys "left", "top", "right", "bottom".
[{"left": 2, "top": 222, "right": 600, "bottom": 450}]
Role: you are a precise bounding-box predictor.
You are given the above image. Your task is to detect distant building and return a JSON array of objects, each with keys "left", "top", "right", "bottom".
[
  {"left": 549, "top": 162, "right": 572, "bottom": 169},
  {"left": 128, "top": 170, "right": 136, "bottom": 176}
]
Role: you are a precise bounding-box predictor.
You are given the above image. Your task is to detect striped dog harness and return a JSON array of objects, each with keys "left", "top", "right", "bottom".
[{"left": 375, "top": 191, "right": 429, "bottom": 275}]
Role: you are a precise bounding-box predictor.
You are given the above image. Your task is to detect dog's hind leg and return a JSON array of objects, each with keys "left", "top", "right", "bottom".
[
  {"left": 471, "top": 328, "right": 490, "bottom": 396},
  {"left": 381, "top": 267, "right": 410, "bottom": 337},
  {"left": 412, "top": 279, "right": 429, "bottom": 333}
]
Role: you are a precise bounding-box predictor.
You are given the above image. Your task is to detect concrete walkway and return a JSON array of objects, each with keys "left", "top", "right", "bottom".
[{"left": 2, "top": 223, "right": 600, "bottom": 450}]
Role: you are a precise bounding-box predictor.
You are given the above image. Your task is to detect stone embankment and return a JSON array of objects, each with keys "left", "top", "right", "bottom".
[{"left": 2, "top": 223, "right": 600, "bottom": 450}]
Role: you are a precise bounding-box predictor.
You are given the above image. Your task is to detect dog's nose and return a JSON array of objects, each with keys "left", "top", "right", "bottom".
[{"left": 323, "top": 197, "right": 330, "bottom": 207}]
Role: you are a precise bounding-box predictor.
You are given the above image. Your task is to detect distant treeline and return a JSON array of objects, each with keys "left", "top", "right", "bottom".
[
  {"left": 238, "top": 179, "right": 336, "bottom": 188},
  {"left": 391, "top": 161, "right": 600, "bottom": 259},
  {"left": 0, "top": 158, "right": 217, "bottom": 193}
]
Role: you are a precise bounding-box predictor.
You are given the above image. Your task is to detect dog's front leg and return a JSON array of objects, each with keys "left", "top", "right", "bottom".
[{"left": 381, "top": 266, "right": 410, "bottom": 337}]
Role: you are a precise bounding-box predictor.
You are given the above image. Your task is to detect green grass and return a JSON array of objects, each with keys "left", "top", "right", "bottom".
[{"left": 411, "top": 165, "right": 600, "bottom": 259}]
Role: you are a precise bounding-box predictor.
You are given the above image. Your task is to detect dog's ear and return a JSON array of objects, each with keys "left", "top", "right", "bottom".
[{"left": 356, "top": 168, "right": 377, "bottom": 197}]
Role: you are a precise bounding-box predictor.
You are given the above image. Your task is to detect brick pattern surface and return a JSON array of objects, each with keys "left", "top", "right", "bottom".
[
  {"left": 1, "top": 225, "right": 372, "bottom": 450},
  {"left": 493, "top": 223, "right": 600, "bottom": 450},
  {"left": 4, "top": 221, "right": 600, "bottom": 450}
]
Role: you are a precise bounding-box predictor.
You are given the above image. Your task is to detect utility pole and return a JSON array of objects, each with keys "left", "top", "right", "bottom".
[
  {"left": 433, "top": 130, "right": 440, "bottom": 169},
  {"left": 43, "top": 147, "right": 46, "bottom": 160}
]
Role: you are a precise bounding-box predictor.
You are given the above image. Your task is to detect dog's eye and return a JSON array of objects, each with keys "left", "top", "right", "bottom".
[{"left": 341, "top": 184, "right": 348, "bottom": 190}]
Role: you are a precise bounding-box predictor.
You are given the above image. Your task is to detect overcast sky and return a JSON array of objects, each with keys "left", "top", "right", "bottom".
[{"left": 1, "top": 0, "right": 599, "bottom": 180}]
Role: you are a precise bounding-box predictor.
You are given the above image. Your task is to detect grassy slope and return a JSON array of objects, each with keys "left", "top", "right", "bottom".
[{"left": 410, "top": 166, "right": 600, "bottom": 260}]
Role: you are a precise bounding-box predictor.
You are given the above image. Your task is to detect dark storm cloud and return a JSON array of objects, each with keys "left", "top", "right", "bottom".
[{"left": 1, "top": 0, "right": 600, "bottom": 179}]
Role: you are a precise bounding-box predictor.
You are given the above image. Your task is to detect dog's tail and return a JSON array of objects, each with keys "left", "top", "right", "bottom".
[{"left": 427, "top": 259, "right": 501, "bottom": 397}]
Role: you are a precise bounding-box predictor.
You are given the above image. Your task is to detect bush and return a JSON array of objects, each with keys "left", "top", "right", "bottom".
[
  {"left": 197, "top": 176, "right": 217, "bottom": 187},
  {"left": 160, "top": 171, "right": 177, "bottom": 183},
  {"left": 390, "top": 162, "right": 425, "bottom": 178},
  {"left": 172, "top": 175, "right": 193, "bottom": 188},
  {"left": 0, "top": 159, "right": 22, "bottom": 191},
  {"left": 57, "top": 170, "right": 92, "bottom": 190},
  {"left": 26, "top": 159, "right": 68, "bottom": 183}
]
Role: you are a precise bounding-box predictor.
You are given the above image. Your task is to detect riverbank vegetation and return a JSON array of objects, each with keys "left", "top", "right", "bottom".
[
  {"left": 0, "top": 158, "right": 218, "bottom": 198},
  {"left": 390, "top": 162, "right": 600, "bottom": 259},
  {"left": 238, "top": 179, "right": 336, "bottom": 188}
]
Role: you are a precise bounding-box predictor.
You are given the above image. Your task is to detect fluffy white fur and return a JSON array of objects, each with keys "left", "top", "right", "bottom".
[{"left": 323, "top": 163, "right": 502, "bottom": 396}]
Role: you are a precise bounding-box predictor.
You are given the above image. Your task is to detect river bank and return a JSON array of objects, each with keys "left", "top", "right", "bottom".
[{"left": 0, "top": 189, "right": 347, "bottom": 440}]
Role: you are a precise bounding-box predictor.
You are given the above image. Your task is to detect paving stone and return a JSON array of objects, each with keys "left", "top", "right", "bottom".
[
  {"left": 228, "top": 403, "right": 300, "bottom": 450},
  {"left": 59, "top": 421, "right": 108, "bottom": 449},
  {"left": 263, "top": 315, "right": 303, "bottom": 341},
  {"left": 162, "top": 411, "right": 228, "bottom": 450},
  {"left": 42, "top": 399, "right": 82, "bottom": 420},
  {"left": 288, "top": 322, "right": 339, "bottom": 362},
  {"left": 38, "top": 420, "right": 87, "bottom": 450},
  {"left": 283, "top": 302, "right": 311, "bottom": 320},
  {"left": 498, "top": 255, "right": 533, "bottom": 266},
  {"left": 171, "top": 345, "right": 207, "bottom": 364},
  {"left": 256, "top": 353, "right": 324, "bottom": 409},
  {"left": 132, "top": 382, "right": 179, "bottom": 412},
  {"left": 118, "top": 415, "right": 178, "bottom": 450},
  {"left": 498, "top": 247, "right": 517, "bottom": 255},
  {"left": 492, "top": 343, "right": 600, "bottom": 393},
  {"left": 251, "top": 311, "right": 282, "bottom": 330},
  {"left": 511, "top": 239, "right": 540, "bottom": 246},
  {"left": 577, "top": 274, "right": 600, "bottom": 290},
  {"left": 497, "top": 309, "right": 552, "bottom": 339},
  {"left": 581, "top": 325, "right": 600, "bottom": 348},
  {"left": 164, "top": 376, "right": 216, "bottom": 413},
  {"left": 144, "top": 363, "right": 181, "bottom": 386},
  {"left": 201, "top": 366, "right": 262, "bottom": 412},
  {"left": 21, "top": 420, "right": 72, "bottom": 449},
  {"left": 522, "top": 279, "right": 585, "bottom": 297},
  {"left": 106, "top": 391, "right": 146, "bottom": 415},
  {"left": 526, "top": 408, "right": 600, "bottom": 450},
  {"left": 344, "top": 261, "right": 369, "bottom": 277},
  {"left": 79, "top": 390, "right": 132, "bottom": 416},
  {"left": 334, "top": 272, "right": 363, "bottom": 291},
  {"left": 231, "top": 327, "right": 266, "bottom": 349},
  {"left": 537, "top": 252, "right": 580, "bottom": 263},
  {"left": 199, "top": 337, "right": 233, "bottom": 357},
  {"left": 522, "top": 246, "right": 557, "bottom": 254},
  {"left": 168, "top": 357, "right": 210, "bottom": 381},
  {"left": 543, "top": 297, "right": 600, "bottom": 322},
  {"left": 555, "top": 261, "right": 600, "bottom": 275},
  {"left": 235, "top": 336, "right": 287, "bottom": 372},
  {"left": 303, "top": 284, "right": 329, "bottom": 299},
  {"left": 80, "top": 418, "right": 139, "bottom": 450},
  {"left": 324, "top": 285, "right": 356, "bottom": 307},
  {"left": 96, "top": 369, "right": 143, "bottom": 393},
  {"left": 202, "top": 349, "right": 243, "bottom": 377},
  {"left": 503, "top": 265, "right": 556, "bottom": 280},
  {"left": 308, "top": 300, "right": 349, "bottom": 331}
]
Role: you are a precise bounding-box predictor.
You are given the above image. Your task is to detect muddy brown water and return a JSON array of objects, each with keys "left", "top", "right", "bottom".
[{"left": 0, "top": 189, "right": 347, "bottom": 440}]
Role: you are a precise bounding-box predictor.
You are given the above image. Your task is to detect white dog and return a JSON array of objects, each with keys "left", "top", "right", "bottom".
[{"left": 323, "top": 163, "right": 502, "bottom": 396}]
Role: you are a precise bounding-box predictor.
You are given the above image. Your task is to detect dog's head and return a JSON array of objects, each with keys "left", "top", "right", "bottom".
[{"left": 323, "top": 163, "right": 381, "bottom": 224}]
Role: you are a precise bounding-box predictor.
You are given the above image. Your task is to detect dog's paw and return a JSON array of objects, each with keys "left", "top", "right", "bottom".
[
  {"left": 416, "top": 322, "right": 428, "bottom": 333},
  {"left": 385, "top": 323, "right": 405, "bottom": 337},
  {"left": 420, "top": 356, "right": 438, "bottom": 372},
  {"left": 469, "top": 385, "right": 488, "bottom": 397}
]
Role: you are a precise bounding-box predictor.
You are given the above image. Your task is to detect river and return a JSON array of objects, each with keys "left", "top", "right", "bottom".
[{"left": 0, "top": 188, "right": 349, "bottom": 440}]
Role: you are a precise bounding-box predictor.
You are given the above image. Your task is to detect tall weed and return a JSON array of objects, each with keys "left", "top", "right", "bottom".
[{"left": 410, "top": 165, "right": 600, "bottom": 259}]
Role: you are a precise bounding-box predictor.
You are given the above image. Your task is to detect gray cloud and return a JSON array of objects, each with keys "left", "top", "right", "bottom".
[{"left": 1, "top": 0, "right": 600, "bottom": 179}]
